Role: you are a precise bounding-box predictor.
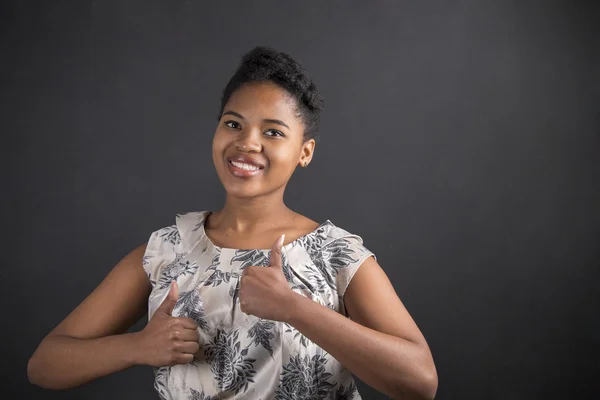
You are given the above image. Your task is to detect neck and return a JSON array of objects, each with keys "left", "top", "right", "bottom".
[{"left": 211, "top": 191, "right": 292, "bottom": 233}]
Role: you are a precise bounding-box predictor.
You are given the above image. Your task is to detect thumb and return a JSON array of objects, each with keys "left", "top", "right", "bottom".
[
  {"left": 157, "top": 281, "right": 179, "bottom": 316},
  {"left": 269, "top": 234, "right": 285, "bottom": 269}
]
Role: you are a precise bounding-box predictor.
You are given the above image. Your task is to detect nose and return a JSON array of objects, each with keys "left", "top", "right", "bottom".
[{"left": 234, "top": 127, "right": 262, "bottom": 153}]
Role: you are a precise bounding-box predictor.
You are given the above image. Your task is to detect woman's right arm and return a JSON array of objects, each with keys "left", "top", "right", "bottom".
[
  {"left": 27, "top": 243, "right": 200, "bottom": 390},
  {"left": 27, "top": 244, "right": 151, "bottom": 389}
]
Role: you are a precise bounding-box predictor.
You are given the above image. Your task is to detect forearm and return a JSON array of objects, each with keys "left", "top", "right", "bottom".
[
  {"left": 28, "top": 332, "right": 143, "bottom": 390},
  {"left": 286, "top": 294, "right": 436, "bottom": 400}
]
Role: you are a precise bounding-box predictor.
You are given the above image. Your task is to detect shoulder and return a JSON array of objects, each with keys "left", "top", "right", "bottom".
[
  {"left": 314, "top": 220, "right": 369, "bottom": 248},
  {"left": 297, "top": 220, "right": 376, "bottom": 311},
  {"left": 295, "top": 219, "right": 374, "bottom": 263},
  {"left": 143, "top": 211, "right": 211, "bottom": 285}
]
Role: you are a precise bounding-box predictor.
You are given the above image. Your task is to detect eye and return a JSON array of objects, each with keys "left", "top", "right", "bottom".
[
  {"left": 224, "top": 120, "right": 241, "bottom": 129},
  {"left": 264, "top": 129, "right": 284, "bottom": 138}
]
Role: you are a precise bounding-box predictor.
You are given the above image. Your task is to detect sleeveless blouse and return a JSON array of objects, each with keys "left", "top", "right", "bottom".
[{"left": 143, "top": 211, "right": 375, "bottom": 399}]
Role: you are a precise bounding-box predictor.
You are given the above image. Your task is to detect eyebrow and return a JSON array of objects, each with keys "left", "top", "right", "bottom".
[{"left": 222, "top": 111, "right": 290, "bottom": 130}]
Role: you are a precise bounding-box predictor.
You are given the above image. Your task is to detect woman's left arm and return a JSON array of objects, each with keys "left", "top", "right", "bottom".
[
  {"left": 239, "top": 237, "right": 438, "bottom": 400},
  {"left": 285, "top": 256, "right": 438, "bottom": 400}
]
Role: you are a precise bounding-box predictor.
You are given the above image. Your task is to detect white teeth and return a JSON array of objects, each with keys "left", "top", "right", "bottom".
[{"left": 231, "top": 161, "right": 260, "bottom": 171}]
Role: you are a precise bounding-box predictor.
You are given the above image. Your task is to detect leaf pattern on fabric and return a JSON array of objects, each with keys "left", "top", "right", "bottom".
[
  {"left": 294, "top": 223, "right": 330, "bottom": 254},
  {"left": 143, "top": 254, "right": 158, "bottom": 287},
  {"left": 229, "top": 250, "right": 265, "bottom": 303},
  {"left": 142, "top": 254, "right": 153, "bottom": 267},
  {"left": 284, "top": 323, "right": 311, "bottom": 348},
  {"left": 326, "top": 238, "right": 361, "bottom": 271},
  {"left": 175, "top": 288, "right": 208, "bottom": 331},
  {"left": 229, "top": 278, "right": 241, "bottom": 304},
  {"left": 204, "top": 269, "right": 236, "bottom": 287},
  {"left": 279, "top": 251, "right": 295, "bottom": 284},
  {"left": 231, "top": 249, "right": 270, "bottom": 270},
  {"left": 247, "top": 319, "right": 276, "bottom": 356},
  {"left": 160, "top": 225, "right": 181, "bottom": 246},
  {"left": 146, "top": 271, "right": 157, "bottom": 288},
  {"left": 275, "top": 354, "right": 335, "bottom": 400},
  {"left": 154, "top": 366, "right": 171, "bottom": 400},
  {"left": 328, "top": 382, "right": 358, "bottom": 400},
  {"left": 204, "top": 329, "right": 257, "bottom": 395},
  {"left": 230, "top": 248, "right": 296, "bottom": 284},
  {"left": 310, "top": 239, "right": 359, "bottom": 291},
  {"left": 203, "top": 251, "right": 237, "bottom": 288},
  {"left": 191, "top": 214, "right": 206, "bottom": 232},
  {"left": 305, "top": 267, "right": 329, "bottom": 295},
  {"left": 157, "top": 253, "right": 198, "bottom": 290},
  {"left": 189, "top": 388, "right": 213, "bottom": 400}
]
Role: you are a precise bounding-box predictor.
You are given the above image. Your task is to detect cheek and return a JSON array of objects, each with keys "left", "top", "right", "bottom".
[
  {"left": 267, "top": 147, "right": 300, "bottom": 172},
  {"left": 212, "top": 132, "right": 228, "bottom": 157}
]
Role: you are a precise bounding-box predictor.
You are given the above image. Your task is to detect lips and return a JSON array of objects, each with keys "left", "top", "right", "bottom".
[
  {"left": 226, "top": 154, "right": 265, "bottom": 169},
  {"left": 226, "top": 154, "right": 265, "bottom": 178}
]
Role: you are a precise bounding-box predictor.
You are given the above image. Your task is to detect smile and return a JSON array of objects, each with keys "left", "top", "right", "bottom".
[
  {"left": 228, "top": 160, "right": 264, "bottom": 177},
  {"left": 230, "top": 161, "right": 261, "bottom": 171}
]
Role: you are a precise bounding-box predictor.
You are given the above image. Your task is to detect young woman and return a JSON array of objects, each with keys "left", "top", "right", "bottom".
[{"left": 28, "top": 47, "right": 438, "bottom": 399}]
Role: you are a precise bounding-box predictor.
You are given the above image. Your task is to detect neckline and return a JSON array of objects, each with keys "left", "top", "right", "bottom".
[{"left": 199, "top": 211, "right": 331, "bottom": 252}]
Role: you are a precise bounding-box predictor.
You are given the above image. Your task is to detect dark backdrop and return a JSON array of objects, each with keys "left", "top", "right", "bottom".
[{"left": 2, "top": 1, "right": 599, "bottom": 399}]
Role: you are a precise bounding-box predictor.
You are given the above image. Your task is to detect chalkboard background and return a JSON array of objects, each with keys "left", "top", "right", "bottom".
[{"left": 3, "top": 1, "right": 599, "bottom": 399}]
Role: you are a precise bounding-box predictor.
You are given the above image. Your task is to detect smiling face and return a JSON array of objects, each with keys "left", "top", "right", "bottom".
[{"left": 212, "top": 81, "right": 316, "bottom": 199}]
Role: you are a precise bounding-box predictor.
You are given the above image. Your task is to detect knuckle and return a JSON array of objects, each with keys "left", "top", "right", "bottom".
[
  {"left": 169, "top": 330, "right": 180, "bottom": 341},
  {"left": 166, "top": 318, "right": 178, "bottom": 329},
  {"left": 172, "top": 340, "right": 183, "bottom": 351}
]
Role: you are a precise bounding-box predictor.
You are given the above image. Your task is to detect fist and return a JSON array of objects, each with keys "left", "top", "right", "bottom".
[
  {"left": 239, "top": 234, "right": 298, "bottom": 322},
  {"left": 137, "top": 281, "right": 200, "bottom": 367}
]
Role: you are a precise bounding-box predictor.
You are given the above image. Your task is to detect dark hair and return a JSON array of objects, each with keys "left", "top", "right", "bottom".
[{"left": 218, "top": 46, "right": 324, "bottom": 140}]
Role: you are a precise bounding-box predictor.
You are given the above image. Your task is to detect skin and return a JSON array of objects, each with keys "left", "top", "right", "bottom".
[
  {"left": 27, "top": 81, "right": 438, "bottom": 399},
  {"left": 207, "top": 81, "right": 318, "bottom": 246}
]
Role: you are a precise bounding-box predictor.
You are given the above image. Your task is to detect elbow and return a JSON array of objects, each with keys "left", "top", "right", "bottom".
[
  {"left": 27, "top": 354, "right": 44, "bottom": 387},
  {"left": 27, "top": 350, "right": 66, "bottom": 390},
  {"left": 390, "top": 364, "right": 438, "bottom": 400},
  {"left": 419, "top": 368, "right": 438, "bottom": 400}
]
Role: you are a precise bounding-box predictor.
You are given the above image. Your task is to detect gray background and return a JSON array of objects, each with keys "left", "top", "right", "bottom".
[{"left": 3, "top": 0, "right": 599, "bottom": 399}]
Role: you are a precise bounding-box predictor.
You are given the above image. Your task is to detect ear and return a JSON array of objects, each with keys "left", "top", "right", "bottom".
[{"left": 298, "top": 138, "right": 316, "bottom": 167}]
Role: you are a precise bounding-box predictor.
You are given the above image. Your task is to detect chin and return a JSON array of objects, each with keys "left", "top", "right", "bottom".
[{"left": 221, "top": 180, "right": 266, "bottom": 199}]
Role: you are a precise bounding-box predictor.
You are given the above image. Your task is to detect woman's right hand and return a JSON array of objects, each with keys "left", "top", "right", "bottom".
[{"left": 135, "top": 281, "right": 200, "bottom": 367}]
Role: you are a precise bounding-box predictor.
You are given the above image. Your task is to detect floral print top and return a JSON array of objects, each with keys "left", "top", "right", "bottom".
[{"left": 143, "top": 211, "right": 375, "bottom": 400}]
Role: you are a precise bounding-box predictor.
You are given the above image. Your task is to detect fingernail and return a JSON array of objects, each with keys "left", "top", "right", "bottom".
[{"left": 279, "top": 234, "right": 285, "bottom": 246}]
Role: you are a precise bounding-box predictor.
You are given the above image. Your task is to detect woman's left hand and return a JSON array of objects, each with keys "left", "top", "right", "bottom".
[{"left": 239, "top": 234, "right": 298, "bottom": 322}]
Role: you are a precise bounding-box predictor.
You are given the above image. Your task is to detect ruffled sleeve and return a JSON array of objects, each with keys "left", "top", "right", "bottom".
[
  {"left": 331, "top": 235, "right": 375, "bottom": 300},
  {"left": 142, "top": 211, "right": 208, "bottom": 288},
  {"left": 142, "top": 225, "right": 181, "bottom": 289},
  {"left": 320, "top": 226, "right": 376, "bottom": 316}
]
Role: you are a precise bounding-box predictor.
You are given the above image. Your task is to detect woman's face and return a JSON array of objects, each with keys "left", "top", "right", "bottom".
[{"left": 212, "top": 81, "right": 315, "bottom": 199}]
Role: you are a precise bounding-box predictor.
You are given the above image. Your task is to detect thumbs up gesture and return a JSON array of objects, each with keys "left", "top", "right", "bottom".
[
  {"left": 136, "top": 281, "right": 200, "bottom": 367},
  {"left": 239, "top": 235, "right": 298, "bottom": 322}
]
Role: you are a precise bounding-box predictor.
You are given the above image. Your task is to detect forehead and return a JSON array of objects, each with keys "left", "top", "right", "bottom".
[{"left": 224, "top": 81, "right": 302, "bottom": 127}]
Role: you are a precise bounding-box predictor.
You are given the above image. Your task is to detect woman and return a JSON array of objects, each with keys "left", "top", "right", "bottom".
[{"left": 28, "top": 47, "right": 438, "bottom": 399}]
